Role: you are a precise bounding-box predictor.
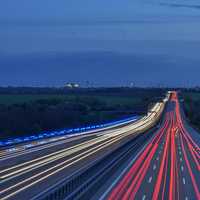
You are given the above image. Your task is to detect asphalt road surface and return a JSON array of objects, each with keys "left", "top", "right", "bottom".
[{"left": 104, "top": 92, "right": 200, "bottom": 200}]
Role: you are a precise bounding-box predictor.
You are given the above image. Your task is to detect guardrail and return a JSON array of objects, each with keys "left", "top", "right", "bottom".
[{"left": 0, "top": 115, "right": 139, "bottom": 148}]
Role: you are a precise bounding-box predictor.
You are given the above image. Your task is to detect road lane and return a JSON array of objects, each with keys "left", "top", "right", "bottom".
[
  {"left": 106, "top": 113, "right": 170, "bottom": 200},
  {"left": 106, "top": 91, "right": 200, "bottom": 200}
]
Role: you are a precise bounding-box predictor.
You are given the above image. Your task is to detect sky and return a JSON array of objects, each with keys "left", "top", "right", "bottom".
[{"left": 1, "top": 0, "right": 200, "bottom": 87}]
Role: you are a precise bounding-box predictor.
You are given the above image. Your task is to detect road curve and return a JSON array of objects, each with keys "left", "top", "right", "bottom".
[{"left": 0, "top": 101, "right": 164, "bottom": 200}]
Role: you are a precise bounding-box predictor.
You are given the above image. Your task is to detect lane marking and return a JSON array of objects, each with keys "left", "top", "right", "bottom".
[
  {"left": 180, "top": 157, "right": 183, "bottom": 162},
  {"left": 183, "top": 177, "right": 186, "bottom": 185},
  {"left": 142, "top": 195, "right": 146, "bottom": 200},
  {"left": 148, "top": 176, "right": 152, "bottom": 183},
  {"left": 156, "top": 157, "right": 159, "bottom": 161},
  {"left": 181, "top": 166, "right": 184, "bottom": 172},
  {"left": 153, "top": 164, "right": 156, "bottom": 170},
  {"left": 185, "top": 196, "right": 188, "bottom": 200}
]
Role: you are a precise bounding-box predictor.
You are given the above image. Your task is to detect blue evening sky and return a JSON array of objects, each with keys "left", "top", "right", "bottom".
[{"left": 0, "top": 0, "right": 200, "bottom": 87}]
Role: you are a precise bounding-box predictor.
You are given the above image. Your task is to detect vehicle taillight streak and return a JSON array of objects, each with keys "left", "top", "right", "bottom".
[{"left": 107, "top": 92, "right": 200, "bottom": 200}]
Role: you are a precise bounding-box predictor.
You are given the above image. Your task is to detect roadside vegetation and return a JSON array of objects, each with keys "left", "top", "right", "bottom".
[
  {"left": 182, "top": 90, "right": 200, "bottom": 131},
  {"left": 0, "top": 87, "right": 166, "bottom": 139}
]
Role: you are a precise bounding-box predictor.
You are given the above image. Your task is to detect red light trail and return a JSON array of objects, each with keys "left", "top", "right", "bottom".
[{"left": 107, "top": 92, "right": 200, "bottom": 200}]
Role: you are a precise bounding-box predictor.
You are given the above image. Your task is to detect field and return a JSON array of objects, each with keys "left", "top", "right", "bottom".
[{"left": 0, "top": 94, "right": 141, "bottom": 106}]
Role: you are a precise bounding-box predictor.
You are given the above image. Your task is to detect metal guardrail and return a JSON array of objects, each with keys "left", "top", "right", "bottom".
[{"left": 0, "top": 116, "right": 139, "bottom": 148}]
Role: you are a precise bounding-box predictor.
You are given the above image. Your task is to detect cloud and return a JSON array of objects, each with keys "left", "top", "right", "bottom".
[{"left": 159, "top": 2, "right": 200, "bottom": 10}]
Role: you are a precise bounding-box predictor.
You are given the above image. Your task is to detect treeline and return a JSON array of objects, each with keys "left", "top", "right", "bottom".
[
  {"left": 0, "top": 86, "right": 167, "bottom": 97},
  {"left": 0, "top": 87, "right": 166, "bottom": 139},
  {"left": 182, "top": 92, "right": 200, "bottom": 131}
]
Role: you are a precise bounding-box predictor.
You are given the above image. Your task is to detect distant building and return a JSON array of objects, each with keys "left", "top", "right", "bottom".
[
  {"left": 130, "top": 82, "right": 135, "bottom": 88},
  {"left": 64, "top": 83, "right": 80, "bottom": 89},
  {"left": 194, "top": 86, "right": 200, "bottom": 91}
]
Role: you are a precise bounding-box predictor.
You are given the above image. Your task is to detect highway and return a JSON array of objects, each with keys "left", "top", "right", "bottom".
[
  {"left": 1, "top": 91, "right": 199, "bottom": 200},
  {"left": 0, "top": 100, "right": 164, "bottom": 200},
  {"left": 104, "top": 92, "right": 200, "bottom": 200}
]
